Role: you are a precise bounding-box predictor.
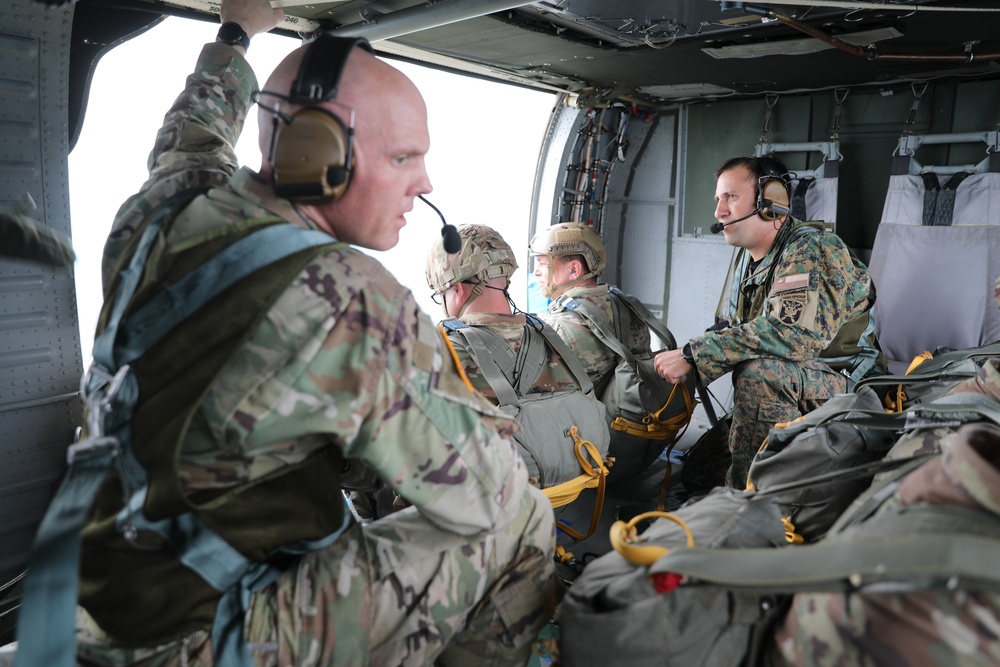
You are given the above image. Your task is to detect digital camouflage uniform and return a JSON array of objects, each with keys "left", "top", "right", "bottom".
[
  {"left": 768, "top": 357, "right": 1000, "bottom": 666},
  {"left": 689, "top": 220, "right": 885, "bottom": 488},
  {"left": 77, "top": 42, "right": 556, "bottom": 667},
  {"left": 541, "top": 284, "right": 652, "bottom": 391}
]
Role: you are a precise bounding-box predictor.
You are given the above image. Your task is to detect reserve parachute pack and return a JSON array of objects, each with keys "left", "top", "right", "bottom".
[
  {"left": 440, "top": 315, "right": 611, "bottom": 539},
  {"left": 559, "top": 412, "right": 1000, "bottom": 667},
  {"left": 550, "top": 287, "right": 695, "bottom": 484}
]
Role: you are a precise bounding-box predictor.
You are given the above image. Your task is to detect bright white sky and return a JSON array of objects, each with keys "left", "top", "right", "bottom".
[{"left": 69, "top": 16, "right": 555, "bottom": 363}]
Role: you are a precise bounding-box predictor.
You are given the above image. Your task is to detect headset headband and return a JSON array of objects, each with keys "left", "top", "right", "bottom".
[{"left": 289, "top": 34, "right": 373, "bottom": 104}]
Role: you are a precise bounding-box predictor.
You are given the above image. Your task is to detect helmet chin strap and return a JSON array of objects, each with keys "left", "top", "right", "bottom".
[{"left": 540, "top": 257, "right": 597, "bottom": 299}]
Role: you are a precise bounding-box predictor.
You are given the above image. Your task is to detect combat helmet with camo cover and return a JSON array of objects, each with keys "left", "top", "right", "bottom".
[
  {"left": 529, "top": 222, "right": 606, "bottom": 299},
  {"left": 426, "top": 223, "right": 518, "bottom": 317}
]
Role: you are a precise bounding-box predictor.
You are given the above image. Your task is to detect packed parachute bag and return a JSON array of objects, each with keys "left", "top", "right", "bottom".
[
  {"left": 559, "top": 391, "right": 1000, "bottom": 667},
  {"left": 551, "top": 287, "right": 696, "bottom": 485},
  {"left": 441, "top": 315, "right": 612, "bottom": 540},
  {"left": 855, "top": 340, "right": 1000, "bottom": 412}
]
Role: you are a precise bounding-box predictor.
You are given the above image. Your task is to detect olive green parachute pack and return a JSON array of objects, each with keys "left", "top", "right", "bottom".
[
  {"left": 440, "top": 315, "right": 612, "bottom": 537},
  {"left": 559, "top": 349, "right": 1000, "bottom": 667},
  {"left": 549, "top": 287, "right": 696, "bottom": 484}
]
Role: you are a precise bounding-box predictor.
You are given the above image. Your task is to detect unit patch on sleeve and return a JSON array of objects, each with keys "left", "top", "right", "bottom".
[{"left": 777, "top": 293, "right": 807, "bottom": 325}]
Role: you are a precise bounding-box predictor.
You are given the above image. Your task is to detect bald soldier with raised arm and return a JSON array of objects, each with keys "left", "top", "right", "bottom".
[{"left": 74, "top": 0, "right": 556, "bottom": 664}]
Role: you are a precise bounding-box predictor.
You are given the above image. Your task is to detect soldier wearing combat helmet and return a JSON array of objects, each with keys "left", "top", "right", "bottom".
[
  {"left": 530, "top": 222, "right": 651, "bottom": 391},
  {"left": 427, "top": 223, "right": 586, "bottom": 399}
]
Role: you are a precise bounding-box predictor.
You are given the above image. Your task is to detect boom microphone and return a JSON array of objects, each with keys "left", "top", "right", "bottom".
[
  {"left": 710, "top": 208, "right": 760, "bottom": 234},
  {"left": 709, "top": 200, "right": 790, "bottom": 234},
  {"left": 419, "top": 195, "right": 462, "bottom": 254}
]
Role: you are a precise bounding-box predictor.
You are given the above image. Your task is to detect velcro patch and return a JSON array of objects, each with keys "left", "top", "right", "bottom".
[
  {"left": 772, "top": 273, "right": 810, "bottom": 294},
  {"left": 777, "top": 294, "right": 807, "bottom": 325}
]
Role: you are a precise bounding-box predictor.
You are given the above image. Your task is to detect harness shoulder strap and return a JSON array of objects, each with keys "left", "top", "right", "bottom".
[
  {"left": 608, "top": 286, "right": 676, "bottom": 350},
  {"left": 530, "top": 314, "right": 595, "bottom": 395},
  {"left": 15, "top": 189, "right": 341, "bottom": 667},
  {"left": 562, "top": 297, "right": 638, "bottom": 366},
  {"left": 446, "top": 324, "right": 521, "bottom": 407}
]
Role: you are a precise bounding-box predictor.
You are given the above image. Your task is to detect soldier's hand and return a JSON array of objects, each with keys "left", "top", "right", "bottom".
[
  {"left": 220, "top": 0, "right": 284, "bottom": 40},
  {"left": 0, "top": 195, "right": 75, "bottom": 268},
  {"left": 654, "top": 349, "right": 692, "bottom": 385}
]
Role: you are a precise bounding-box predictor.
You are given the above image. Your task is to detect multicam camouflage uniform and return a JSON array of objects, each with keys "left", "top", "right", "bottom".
[
  {"left": 77, "top": 42, "right": 556, "bottom": 667},
  {"left": 767, "top": 359, "right": 1000, "bottom": 666},
  {"left": 425, "top": 224, "right": 583, "bottom": 402},
  {"left": 541, "top": 284, "right": 652, "bottom": 391},
  {"left": 688, "top": 219, "right": 886, "bottom": 487}
]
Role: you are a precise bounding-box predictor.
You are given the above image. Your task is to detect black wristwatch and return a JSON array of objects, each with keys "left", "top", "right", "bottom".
[
  {"left": 681, "top": 342, "right": 695, "bottom": 365},
  {"left": 217, "top": 22, "right": 250, "bottom": 51}
]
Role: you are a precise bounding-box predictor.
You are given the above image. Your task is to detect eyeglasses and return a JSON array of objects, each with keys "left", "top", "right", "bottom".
[{"left": 430, "top": 291, "right": 443, "bottom": 305}]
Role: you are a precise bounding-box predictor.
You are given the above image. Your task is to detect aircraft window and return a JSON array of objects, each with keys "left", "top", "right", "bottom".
[{"left": 68, "top": 16, "right": 554, "bottom": 363}]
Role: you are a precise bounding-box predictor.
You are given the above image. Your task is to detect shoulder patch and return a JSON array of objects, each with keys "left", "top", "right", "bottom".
[
  {"left": 772, "top": 272, "right": 810, "bottom": 294},
  {"left": 777, "top": 294, "right": 807, "bottom": 325}
]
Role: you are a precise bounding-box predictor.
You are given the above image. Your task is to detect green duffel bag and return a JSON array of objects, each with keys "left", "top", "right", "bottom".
[
  {"left": 559, "top": 487, "right": 789, "bottom": 667},
  {"left": 746, "top": 386, "right": 897, "bottom": 542}
]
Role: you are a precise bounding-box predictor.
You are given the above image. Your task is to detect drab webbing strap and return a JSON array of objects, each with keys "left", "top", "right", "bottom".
[
  {"left": 651, "top": 508, "right": 1000, "bottom": 593},
  {"left": 15, "top": 196, "right": 340, "bottom": 667},
  {"left": 13, "top": 442, "right": 117, "bottom": 667},
  {"left": 116, "top": 224, "right": 335, "bottom": 366}
]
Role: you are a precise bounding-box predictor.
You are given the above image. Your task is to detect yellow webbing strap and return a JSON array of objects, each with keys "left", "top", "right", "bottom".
[
  {"left": 609, "top": 511, "right": 695, "bottom": 567},
  {"left": 438, "top": 325, "right": 478, "bottom": 394},
  {"left": 781, "top": 516, "right": 804, "bottom": 544},
  {"left": 547, "top": 426, "right": 611, "bottom": 541},
  {"left": 610, "top": 381, "right": 695, "bottom": 440},
  {"left": 884, "top": 350, "right": 934, "bottom": 412}
]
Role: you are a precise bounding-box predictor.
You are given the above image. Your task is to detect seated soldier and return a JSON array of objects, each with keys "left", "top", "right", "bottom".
[
  {"left": 529, "top": 222, "right": 652, "bottom": 391},
  {"left": 14, "top": 1, "right": 559, "bottom": 664},
  {"left": 655, "top": 155, "right": 887, "bottom": 489},
  {"left": 427, "top": 223, "right": 587, "bottom": 403},
  {"left": 425, "top": 223, "right": 610, "bottom": 494},
  {"left": 530, "top": 222, "right": 693, "bottom": 484}
]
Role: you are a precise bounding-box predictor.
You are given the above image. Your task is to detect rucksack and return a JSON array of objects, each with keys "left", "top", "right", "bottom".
[
  {"left": 746, "top": 386, "right": 898, "bottom": 542},
  {"left": 559, "top": 411, "right": 1000, "bottom": 667},
  {"left": 854, "top": 340, "right": 1000, "bottom": 411},
  {"left": 441, "top": 315, "right": 612, "bottom": 538},
  {"left": 552, "top": 287, "right": 696, "bottom": 484}
]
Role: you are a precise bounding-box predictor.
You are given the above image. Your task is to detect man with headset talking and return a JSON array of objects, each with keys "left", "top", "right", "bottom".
[
  {"left": 653, "top": 155, "right": 886, "bottom": 489},
  {"left": 55, "top": 0, "right": 557, "bottom": 665}
]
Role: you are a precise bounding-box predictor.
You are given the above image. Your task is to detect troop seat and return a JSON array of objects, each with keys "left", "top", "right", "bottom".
[{"left": 869, "top": 131, "right": 1000, "bottom": 374}]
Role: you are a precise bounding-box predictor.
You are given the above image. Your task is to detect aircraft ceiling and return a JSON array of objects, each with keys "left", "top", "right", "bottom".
[{"left": 64, "top": 0, "right": 1000, "bottom": 139}]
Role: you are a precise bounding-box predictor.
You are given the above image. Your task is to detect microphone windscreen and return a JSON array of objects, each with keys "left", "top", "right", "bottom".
[
  {"left": 710, "top": 222, "right": 725, "bottom": 234},
  {"left": 442, "top": 224, "right": 462, "bottom": 254}
]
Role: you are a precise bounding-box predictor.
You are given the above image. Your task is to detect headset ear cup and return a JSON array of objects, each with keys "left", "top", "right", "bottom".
[
  {"left": 272, "top": 108, "right": 351, "bottom": 202},
  {"left": 759, "top": 178, "right": 790, "bottom": 220}
]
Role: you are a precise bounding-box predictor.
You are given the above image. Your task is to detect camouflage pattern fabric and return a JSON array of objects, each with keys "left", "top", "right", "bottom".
[
  {"left": 0, "top": 195, "right": 74, "bottom": 267},
  {"left": 80, "top": 42, "right": 555, "bottom": 664},
  {"left": 540, "top": 284, "right": 651, "bottom": 390},
  {"left": 767, "top": 419, "right": 1000, "bottom": 666},
  {"left": 78, "top": 490, "right": 557, "bottom": 667},
  {"left": 689, "top": 220, "right": 883, "bottom": 487},
  {"left": 446, "top": 312, "right": 583, "bottom": 403},
  {"left": 727, "top": 357, "right": 848, "bottom": 488}
]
